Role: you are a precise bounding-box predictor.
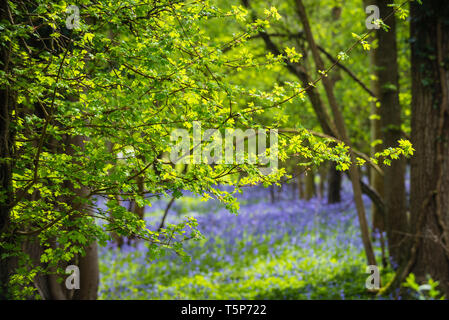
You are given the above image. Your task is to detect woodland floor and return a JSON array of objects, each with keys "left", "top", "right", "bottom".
[{"left": 97, "top": 180, "right": 399, "bottom": 300}]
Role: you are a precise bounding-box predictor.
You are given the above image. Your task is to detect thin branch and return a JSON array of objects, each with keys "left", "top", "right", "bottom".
[
  {"left": 278, "top": 128, "right": 384, "bottom": 177},
  {"left": 158, "top": 197, "right": 176, "bottom": 231}
]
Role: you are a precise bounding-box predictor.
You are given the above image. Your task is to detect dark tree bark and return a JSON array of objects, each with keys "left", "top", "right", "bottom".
[
  {"left": 374, "top": 0, "right": 407, "bottom": 268},
  {"left": 408, "top": 0, "right": 449, "bottom": 295},
  {"left": 0, "top": 0, "right": 15, "bottom": 300},
  {"left": 327, "top": 162, "right": 342, "bottom": 204}
]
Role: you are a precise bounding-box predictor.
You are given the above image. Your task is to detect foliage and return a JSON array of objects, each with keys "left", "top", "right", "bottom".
[
  {"left": 403, "top": 273, "right": 446, "bottom": 300},
  {"left": 1, "top": 0, "right": 289, "bottom": 298}
]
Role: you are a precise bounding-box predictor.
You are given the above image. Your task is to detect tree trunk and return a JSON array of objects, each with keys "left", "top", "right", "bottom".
[
  {"left": 364, "top": 0, "right": 386, "bottom": 246},
  {"left": 72, "top": 241, "right": 99, "bottom": 300},
  {"left": 304, "top": 170, "right": 316, "bottom": 200},
  {"left": 269, "top": 184, "right": 276, "bottom": 203},
  {"left": 296, "top": 0, "right": 377, "bottom": 266},
  {"left": 374, "top": 0, "right": 407, "bottom": 269},
  {"left": 29, "top": 136, "right": 100, "bottom": 300},
  {"left": 327, "top": 162, "right": 342, "bottom": 204},
  {"left": 409, "top": 0, "right": 449, "bottom": 295}
]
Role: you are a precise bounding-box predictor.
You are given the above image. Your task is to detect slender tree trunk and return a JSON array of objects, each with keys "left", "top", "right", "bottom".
[
  {"left": 304, "top": 170, "right": 316, "bottom": 200},
  {"left": 296, "top": 0, "right": 377, "bottom": 266},
  {"left": 327, "top": 162, "right": 342, "bottom": 204},
  {"left": 374, "top": 0, "right": 407, "bottom": 268},
  {"left": 408, "top": 0, "right": 449, "bottom": 295},
  {"left": 269, "top": 185, "right": 276, "bottom": 203},
  {"left": 325, "top": 5, "right": 341, "bottom": 204},
  {"left": 364, "top": 0, "right": 386, "bottom": 247}
]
